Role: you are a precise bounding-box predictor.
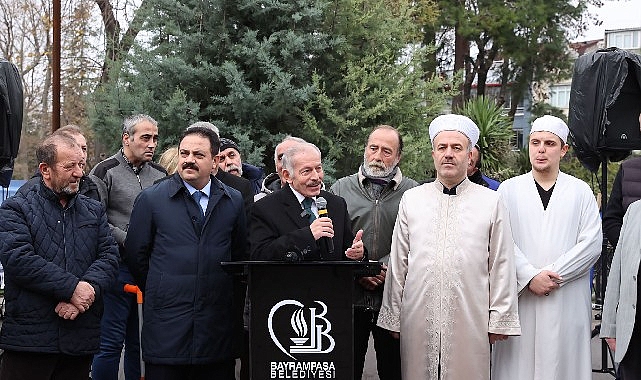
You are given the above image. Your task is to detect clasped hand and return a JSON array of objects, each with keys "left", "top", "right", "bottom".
[
  {"left": 70, "top": 280, "right": 95, "bottom": 312},
  {"left": 359, "top": 264, "right": 387, "bottom": 290},
  {"left": 528, "top": 270, "right": 562, "bottom": 296}
]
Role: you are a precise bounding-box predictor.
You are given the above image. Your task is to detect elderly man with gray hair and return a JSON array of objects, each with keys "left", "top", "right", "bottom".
[
  {"left": 377, "top": 114, "right": 520, "bottom": 380},
  {"left": 250, "top": 142, "right": 364, "bottom": 262}
]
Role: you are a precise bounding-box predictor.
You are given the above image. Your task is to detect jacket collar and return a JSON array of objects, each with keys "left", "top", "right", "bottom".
[
  {"left": 357, "top": 166, "right": 403, "bottom": 190},
  {"left": 166, "top": 172, "right": 232, "bottom": 200},
  {"left": 432, "top": 177, "right": 472, "bottom": 195},
  {"left": 37, "top": 179, "right": 77, "bottom": 209}
]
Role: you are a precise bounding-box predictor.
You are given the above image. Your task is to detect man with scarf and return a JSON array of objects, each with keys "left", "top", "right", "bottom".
[{"left": 330, "top": 125, "right": 417, "bottom": 380}]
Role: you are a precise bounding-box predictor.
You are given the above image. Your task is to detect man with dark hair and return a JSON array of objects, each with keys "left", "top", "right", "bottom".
[
  {"left": 90, "top": 114, "right": 167, "bottom": 380},
  {"left": 331, "top": 125, "right": 417, "bottom": 380},
  {"left": 492, "top": 115, "right": 601, "bottom": 380},
  {"left": 0, "top": 134, "right": 119, "bottom": 380},
  {"left": 125, "top": 126, "right": 247, "bottom": 379},
  {"left": 467, "top": 145, "right": 500, "bottom": 190}
]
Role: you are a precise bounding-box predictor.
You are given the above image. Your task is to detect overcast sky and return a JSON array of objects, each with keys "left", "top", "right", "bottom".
[{"left": 575, "top": 0, "right": 641, "bottom": 41}]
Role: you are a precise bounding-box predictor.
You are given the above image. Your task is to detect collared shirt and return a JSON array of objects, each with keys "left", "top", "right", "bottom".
[
  {"left": 290, "top": 186, "right": 318, "bottom": 218},
  {"left": 183, "top": 180, "right": 212, "bottom": 215},
  {"left": 440, "top": 179, "right": 465, "bottom": 195}
]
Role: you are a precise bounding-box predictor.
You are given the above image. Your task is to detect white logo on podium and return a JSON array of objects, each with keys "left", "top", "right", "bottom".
[{"left": 268, "top": 300, "right": 335, "bottom": 360}]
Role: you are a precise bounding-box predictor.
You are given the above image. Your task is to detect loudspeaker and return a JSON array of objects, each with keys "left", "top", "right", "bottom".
[{"left": 603, "top": 61, "right": 641, "bottom": 152}]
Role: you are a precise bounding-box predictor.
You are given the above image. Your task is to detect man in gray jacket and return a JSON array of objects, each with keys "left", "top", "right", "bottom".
[
  {"left": 89, "top": 114, "right": 167, "bottom": 380},
  {"left": 330, "top": 125, "right": 417, "bottom": 380}
]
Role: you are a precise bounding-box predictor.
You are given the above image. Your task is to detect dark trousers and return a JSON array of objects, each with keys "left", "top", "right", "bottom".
[
  {"left": 0, "top": 350, "right": 92, "bottom": 380},
  {"left": 91, "top": 265, "right": 140, "bottom": 380},
  {"left": 353, "top": 308, "right": 402, "bottom": 380},
  {"left": 145, "top": 360, "right": 235, "bottom": 380},
  {"left": 619, "top": 321, "right": 641, "bottom": 380},
  {"left": 238, "top": 330, "right": 249, "bottom": 380}
]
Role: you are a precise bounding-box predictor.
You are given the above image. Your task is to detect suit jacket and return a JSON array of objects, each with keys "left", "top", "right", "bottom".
[
  {"left": 250, "top": 185, "right": 354, "bottom": 261},
  {"left": 216, "top": 170, "right": 253, "bottom": 217},
  {"left": 601, "top": 199, "right": 641, "bottom": 363}
]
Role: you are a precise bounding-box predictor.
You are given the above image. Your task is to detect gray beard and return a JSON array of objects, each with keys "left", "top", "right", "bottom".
[{"left": 362, "top": 161, "right": 395, "bottom": 178}]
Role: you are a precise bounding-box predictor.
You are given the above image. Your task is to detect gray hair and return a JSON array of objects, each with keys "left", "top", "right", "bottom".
[
  {"left": 281, "top": 142, "right": 321, "bottom": 174},
  {"left": 122, "top": 114, "right": 158, "bottom": 136},
  {"left": 274, "top": 136, "right": 307, "bottom": 163},
  {"left": 187, "top": 121, "right": 219, "bottom": 136}
]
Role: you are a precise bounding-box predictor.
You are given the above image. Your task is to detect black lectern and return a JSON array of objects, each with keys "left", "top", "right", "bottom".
[{"left": 223, "top": 261, "right": 379, "bottom": 380}]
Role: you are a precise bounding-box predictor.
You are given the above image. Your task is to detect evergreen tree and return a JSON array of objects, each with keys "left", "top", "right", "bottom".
[
  {"left": 91, "top": 0, "right": 337, "bottom": 168},
  {"left": 303, "top": 0, "right": 453, "bottom": 181}
]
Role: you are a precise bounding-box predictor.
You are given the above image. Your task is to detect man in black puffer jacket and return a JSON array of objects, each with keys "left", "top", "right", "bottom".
[{"left": 0, "top": 134, "right": 119, "bottom": 380}]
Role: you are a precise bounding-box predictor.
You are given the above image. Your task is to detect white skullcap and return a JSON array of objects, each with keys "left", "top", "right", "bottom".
[
  {"left": 429, "top": 114, "right": 480, "bottom": 147},
  {"left": 530, "top": 115, "right": 569, "bottom": 144}
]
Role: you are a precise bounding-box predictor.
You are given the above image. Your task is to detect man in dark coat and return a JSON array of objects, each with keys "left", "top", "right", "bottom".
[
  {"left": 0, "top": 134, "right": 119, "bottom": 380},
  {"left": 250, "top": 142, "right": 364, "bottom": 261},
  {"left": 125, "top": 126, "right": 247, "bottom": 379}
]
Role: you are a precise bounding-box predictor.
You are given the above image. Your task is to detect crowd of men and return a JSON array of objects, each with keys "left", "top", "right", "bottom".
[{"left": 3, "top": 110, "right": 636, "bottom": 380}]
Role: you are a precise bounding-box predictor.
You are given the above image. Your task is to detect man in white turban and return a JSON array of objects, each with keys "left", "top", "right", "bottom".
[
  {"left": 491, "top": 115, "right": 602, "bottom": 380},
  {"left": 377, "top": 114, "right": 520, "bottom": 380}
]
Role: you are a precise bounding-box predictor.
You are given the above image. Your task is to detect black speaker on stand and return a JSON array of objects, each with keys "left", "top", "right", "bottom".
[{"left": 569, "top": 47, "right": 641, "bottom": 377}]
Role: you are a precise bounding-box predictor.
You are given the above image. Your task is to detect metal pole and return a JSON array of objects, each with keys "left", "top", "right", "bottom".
[{"left": 52, "top": 0, "right": 61, "bottom": 132}]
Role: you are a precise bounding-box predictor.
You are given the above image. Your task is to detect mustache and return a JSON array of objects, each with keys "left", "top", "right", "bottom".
[
  {"left": 182, "top": 162, "right": 198, "bottom": 171},
  {"left": 367, "top": 161, "right": 386, "bottom": 170}
]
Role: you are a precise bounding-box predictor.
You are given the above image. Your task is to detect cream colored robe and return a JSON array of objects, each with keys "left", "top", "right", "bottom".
[
  {"left": 491, "top": 171, "right": 602, "bottom": 380},
  {"left": 377, "top": 179, "right": 520, "bottom": 380}
]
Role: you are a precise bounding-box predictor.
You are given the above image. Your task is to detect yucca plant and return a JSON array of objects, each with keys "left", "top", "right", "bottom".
[{"left": 459, "top": 96, "right": 516, "bottom": 179}]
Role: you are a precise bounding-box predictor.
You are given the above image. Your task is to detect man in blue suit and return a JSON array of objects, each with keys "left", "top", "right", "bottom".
[{"left": 126, "top": 126, "right": 247, "bottom": 379}]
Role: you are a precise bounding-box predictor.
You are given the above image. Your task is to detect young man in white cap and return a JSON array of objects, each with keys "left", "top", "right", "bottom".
[
  {"left": 491, "top": 115, "right": 602, "bottom": 380},
  {"left": 377, "top": 114, "right": 520, "bottom": 380}
]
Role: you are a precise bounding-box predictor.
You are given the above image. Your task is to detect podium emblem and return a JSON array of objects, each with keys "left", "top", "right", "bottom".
[{"left": 268, "top": 300, "right": 336, "bottom": 360}]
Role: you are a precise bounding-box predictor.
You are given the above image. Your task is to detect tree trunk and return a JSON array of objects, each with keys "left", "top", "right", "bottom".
[{"left": 452, "top": 24, "right": 469, "bottom": 110}]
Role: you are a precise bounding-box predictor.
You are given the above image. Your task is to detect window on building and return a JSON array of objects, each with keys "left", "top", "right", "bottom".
[
  {"left": 549, "top": 85, "right": 571, "bottom": 109},
  {"left": 513, "top": 129, "right": 524, "bottom": 150},
  {"left": 607, "top": 30, "right": 641, "bottom": 49}
]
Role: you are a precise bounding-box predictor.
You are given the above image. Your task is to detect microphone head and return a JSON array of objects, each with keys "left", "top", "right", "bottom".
[{"left": 316, "top": 196, "right": 328, "bottom": 210}]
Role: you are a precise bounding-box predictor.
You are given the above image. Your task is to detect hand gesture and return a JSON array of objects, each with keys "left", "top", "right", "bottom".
[{"left": 345, "top": 229, "right": 364, "bottom": 261}]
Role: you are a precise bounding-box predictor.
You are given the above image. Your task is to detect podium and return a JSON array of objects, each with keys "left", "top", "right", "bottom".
[{"left": 223, "top": 261, "right": 379, "bottom": 379}]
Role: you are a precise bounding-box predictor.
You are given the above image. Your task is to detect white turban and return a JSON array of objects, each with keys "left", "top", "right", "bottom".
[
  {"left": 429, "top": 114, "right": 480, "bottom": 147},
  {"left": 530, "top": 115, "right": 569, "bottom": 144}
]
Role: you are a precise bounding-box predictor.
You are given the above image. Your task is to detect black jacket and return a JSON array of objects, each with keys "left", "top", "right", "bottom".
[
  {"left": 0, "top": 180, "right": 119, "bottom": 355},
  {"left": 603, "top": 157, "right": 641, "bottom": 247},
  {"left": 0, "top": 59, "right": 24, "bottom": 187},
  {"left": 216, "top": 170, "right": 253, "bottom": 218},
  {"left": 18, "top": 172, "right": 100, "bottom": 202},
  {"left": 250, "top": 185, "right": 355, "bottom": 261}
]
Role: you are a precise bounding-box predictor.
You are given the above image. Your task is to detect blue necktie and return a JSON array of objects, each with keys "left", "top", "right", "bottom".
[
  {"left": 192, "top": 191, "right": 205, "bottom": 215},
  {"left": 302, "top": 197, "right": 316, "bottom": 223}
]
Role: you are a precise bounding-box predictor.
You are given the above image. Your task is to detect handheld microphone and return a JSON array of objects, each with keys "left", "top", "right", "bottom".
[{"left": 316, "top": 197, "right": 334, "bottom": 256}]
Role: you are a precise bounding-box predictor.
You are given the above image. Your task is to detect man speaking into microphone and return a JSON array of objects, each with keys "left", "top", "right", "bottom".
[{"left": 250, "top": 142, "right": 365, "bottom": 262}]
